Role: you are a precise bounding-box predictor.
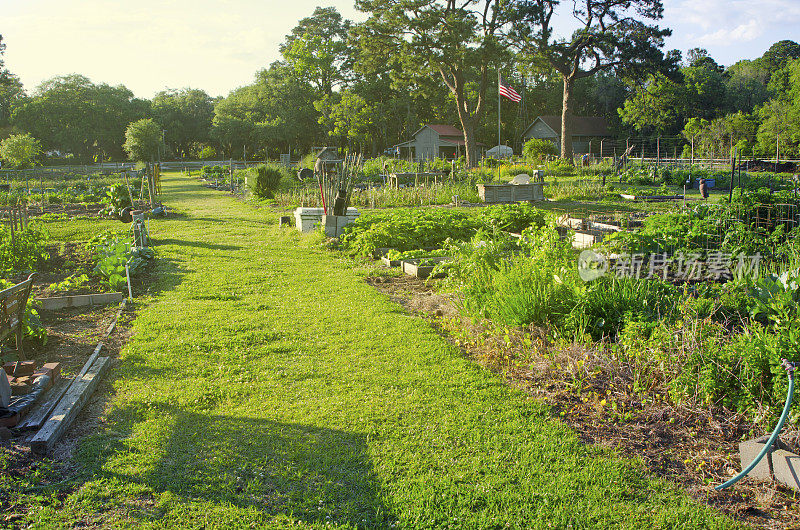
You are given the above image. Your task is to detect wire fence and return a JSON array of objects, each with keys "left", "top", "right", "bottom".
[{"left": 558, "top": 202, "right": 800, "bottom": 281}]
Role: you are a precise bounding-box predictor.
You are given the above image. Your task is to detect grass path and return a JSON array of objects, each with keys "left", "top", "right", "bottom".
[{"left": 22, "top": 172, "right": 733, "bottom": 528}]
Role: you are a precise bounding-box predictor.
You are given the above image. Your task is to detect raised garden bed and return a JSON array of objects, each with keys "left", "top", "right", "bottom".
[
  {"left": 381, "top": 256, "right": 401, "bottom": 268},
  {"left": 619, "top": 193, "right": 685, "bottom": 202},
  {"left": 401, "top": 256, "right": 451, "bottom": 279},
  {"left": 478, "top": 183, "right": 544, "bottom": 203}
]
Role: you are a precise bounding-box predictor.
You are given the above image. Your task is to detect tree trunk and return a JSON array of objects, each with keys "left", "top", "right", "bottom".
[
  {"left": 454, "top": 95, "right": 479, "bottom": 168},
  {"left": 560, "top": 76, "right": 574, "bottom": 161},
  {"left": 461, "top": 118, "right": 478, "bottom": 168}
]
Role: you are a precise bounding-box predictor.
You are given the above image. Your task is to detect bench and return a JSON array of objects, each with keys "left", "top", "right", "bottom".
[{"left": 0, "top": 273, "right": 35, "bottom": 370}]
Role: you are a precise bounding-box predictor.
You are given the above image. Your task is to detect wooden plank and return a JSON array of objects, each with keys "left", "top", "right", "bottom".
[
  {"left": 78, "top": 342, "right": 104, "bottom": 379},
  {"left": 15, "top": 377, "right": 73, "bottom": 431},
  {"left": 30, "top": 356, "right": 111, "bottom": 454},
  {"left": 104, "top": 299, "right": 126, "bottom": 339}
]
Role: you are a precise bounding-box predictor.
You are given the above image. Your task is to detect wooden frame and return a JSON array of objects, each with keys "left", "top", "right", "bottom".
[{"left": 0, "top": 273, "right": 35, "bottom": 365}]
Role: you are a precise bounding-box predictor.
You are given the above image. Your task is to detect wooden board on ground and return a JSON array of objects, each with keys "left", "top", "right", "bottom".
[
  {"left": 29, "top": 356, "right": 111, "bottom": 454},
  {"left": 15, "top": 377, "right": 73, "bottom": 431}
]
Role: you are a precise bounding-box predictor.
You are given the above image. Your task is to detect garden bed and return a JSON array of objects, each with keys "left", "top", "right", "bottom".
[
  {"left": 362, "top": 272, "right": 800, "bottom": 529},
  {"left": 1, "top": 300, "right": 134, "bottom": 470}
]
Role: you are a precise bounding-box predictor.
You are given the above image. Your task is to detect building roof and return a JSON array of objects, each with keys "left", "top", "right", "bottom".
[
  {"left": 523, "top": 116, "right": 611, "bottom": 138},
  {"left": 425, "top": 124, "right": 464, "bottom": 137}
]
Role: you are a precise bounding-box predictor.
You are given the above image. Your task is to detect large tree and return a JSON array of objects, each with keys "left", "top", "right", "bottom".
[
  {"left": 12, "top": 75, "right": 148, "bottom": 161},
  {"left": 0, "top": 35, "right": 25, "bottom": 128},
  {"left": 356, "top": 0, "right": 507, "bottom": 167},
  {"left": 511, "top": 0, "right": 677, "bottom": 159},
  {"left": 279, "top": 7, "right": 352, "bottom": 97},
  {"left": 151, "top": 88, "right": 215, "bottom": 158}
]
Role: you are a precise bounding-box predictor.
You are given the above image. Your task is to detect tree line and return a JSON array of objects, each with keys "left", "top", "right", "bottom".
[{"left": 1, "top": 1, "right": 800, "bottom": 168}]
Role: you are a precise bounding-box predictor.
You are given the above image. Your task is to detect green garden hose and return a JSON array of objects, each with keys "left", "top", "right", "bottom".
[{"left": 715, "top": 359, "right": 797, "bottom": 491}]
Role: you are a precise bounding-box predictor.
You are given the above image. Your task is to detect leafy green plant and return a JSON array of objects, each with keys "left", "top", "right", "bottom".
[
  {"left": 339, "top": 209, "right": 482, "bottom": 257},
  {"left": 47, "top": 273, "right": 89, "bottom": 293},
  {"left": 479, "top": 203, "right": 545, "bottom": 233},
  {"left": 0, "top": 223, "right": 50, "bottom": 275},
  {"left": 90, "top": 234, "right": 154, "bottom": 291}
]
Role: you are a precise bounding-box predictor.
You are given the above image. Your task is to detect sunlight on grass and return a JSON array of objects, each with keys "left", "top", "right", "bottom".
[{"left": 8, "top": 171, "right": 735, "bottom": 528}]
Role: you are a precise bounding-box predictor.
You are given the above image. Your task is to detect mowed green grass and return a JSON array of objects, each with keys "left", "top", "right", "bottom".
[{"left": 7, "top": 172, "right": 735, "bottom": 528}]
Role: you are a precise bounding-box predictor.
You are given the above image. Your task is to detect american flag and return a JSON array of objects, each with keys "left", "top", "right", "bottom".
[{"left": 499, "top": 75, "right": 522, "bottom": 102}]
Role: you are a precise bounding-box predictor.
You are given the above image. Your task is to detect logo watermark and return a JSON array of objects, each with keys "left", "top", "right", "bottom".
[{"left": 577, "top": 250, "right": 761, "bottom": 282}]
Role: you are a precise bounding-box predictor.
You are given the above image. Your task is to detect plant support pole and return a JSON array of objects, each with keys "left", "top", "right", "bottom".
[
  {"left": 125, "top": 263, "right": 133, "bottom": 301},
  {"left": 497, "top": 69, "right": 501, "bottom": 182}
]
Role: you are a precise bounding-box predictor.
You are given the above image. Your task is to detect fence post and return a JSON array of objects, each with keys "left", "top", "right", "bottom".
[
  {"left": 657, "top": 136, "right": 661, "bottom": 166},
  {"left": 729, "top": 147, "right": 736, "bottom": 203}
]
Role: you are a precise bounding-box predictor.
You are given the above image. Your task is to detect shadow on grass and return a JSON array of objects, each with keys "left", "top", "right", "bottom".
[
  {"left": 141, "top": 257, "right": 189, "bottom": 297},
  {"left": 152, "top": 238, "right": 242, "bottom": 252},
  {"left": 88, "top": 404, "right": 394, "bottom": 527}
]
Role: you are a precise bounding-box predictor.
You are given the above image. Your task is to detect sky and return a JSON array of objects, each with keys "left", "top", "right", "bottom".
[{"left": 2, "top": 0, "right": 800, "bottom": 100}]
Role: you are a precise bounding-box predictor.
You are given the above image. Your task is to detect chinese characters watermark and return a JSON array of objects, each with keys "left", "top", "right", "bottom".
[{"left": 577, "top": 250, "right": 761, "bottom": 282}]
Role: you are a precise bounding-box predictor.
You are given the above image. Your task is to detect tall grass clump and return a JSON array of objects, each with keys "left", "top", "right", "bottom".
[{"left": 247, "top": 164, "right": 288, "bottom": 199}]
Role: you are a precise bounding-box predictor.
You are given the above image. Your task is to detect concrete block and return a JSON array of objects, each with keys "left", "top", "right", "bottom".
[
  {"left": 322, "top": 215, "right": 353, "bottom": 238},
  {"left": 772, "top": 449, "right": 800, "bottom": 492},
  {"left": 10, "top": 380, "right": 31, "bottom": 396},
  {"left": 37, "top": 292, "right": 122, "bottom": 310},
  {"left": 41, "top": 362, "right": 61, "bottom": 381},
  {"left": 739, "top": 436, "right": 779, "bottom": 480},
  {"left": 294, "top": 207, "right": 359, "bottom": 233},
  {"left": 739, "top": 436, "right": 799, "bottom": 489}
]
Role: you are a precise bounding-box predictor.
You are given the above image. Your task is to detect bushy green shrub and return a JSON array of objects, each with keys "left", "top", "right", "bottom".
[
  {"left": 523, "top": 138, "right": 558, "bottom": 161},
  {"left": 248, "top": 164, "right": 286, "bottom": 199}
]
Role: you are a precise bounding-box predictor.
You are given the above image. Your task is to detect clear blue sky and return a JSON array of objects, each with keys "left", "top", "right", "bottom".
[{"left": 2, "top": 0, "right": 799, "bottom": 99}]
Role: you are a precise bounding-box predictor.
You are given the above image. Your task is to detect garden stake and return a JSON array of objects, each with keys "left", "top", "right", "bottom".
[{"left": 125, "top": 263, "right": 133, "bottom": 301}]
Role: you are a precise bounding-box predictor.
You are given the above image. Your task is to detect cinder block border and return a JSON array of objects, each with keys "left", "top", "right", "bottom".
[{"left": 36, "top": 292, "right": 123, "bottom": 311}]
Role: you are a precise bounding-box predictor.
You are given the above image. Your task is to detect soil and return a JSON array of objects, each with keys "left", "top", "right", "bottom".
[
  {"left": 364, "top": 272, "right": 800, "bottom": 529},
  {"left": 30, "top": 241, "right": 108, "bottom": 298},
  {"left": 0, "top": 300, "right": 135, "bottom": 519}
]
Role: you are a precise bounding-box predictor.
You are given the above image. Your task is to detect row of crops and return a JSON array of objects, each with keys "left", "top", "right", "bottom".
[{"left": 335, "top": 190, "right": 800, "bottom": 425}]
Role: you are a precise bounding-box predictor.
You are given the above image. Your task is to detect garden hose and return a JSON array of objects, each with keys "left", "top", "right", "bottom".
[{"left": 715, "top": 359, "right": 797, "bottom": 491}]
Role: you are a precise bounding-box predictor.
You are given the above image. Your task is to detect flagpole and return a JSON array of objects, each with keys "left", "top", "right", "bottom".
[{"left": 497, "top": 69, "right": 501, "bottom": 181}]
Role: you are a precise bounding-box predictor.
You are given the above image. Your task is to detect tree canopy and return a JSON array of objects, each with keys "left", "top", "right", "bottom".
[
  {"left": 123, "top": 118, "right": 166, "bottom": 163},
  {"left": 511, "top": 0, "right": 678, "bottom": 158},
  {"left": 355, "top": 0, "right": 507, "bottom": 167},
  {"left": 152, "top": 88, "right": 215, "bottom": 159},
  {"left": 0, "top": 132, "right": 40, "bottom": 169},
  {"left": 12, "top": 74, "right": 148, "bottom": 161}
]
